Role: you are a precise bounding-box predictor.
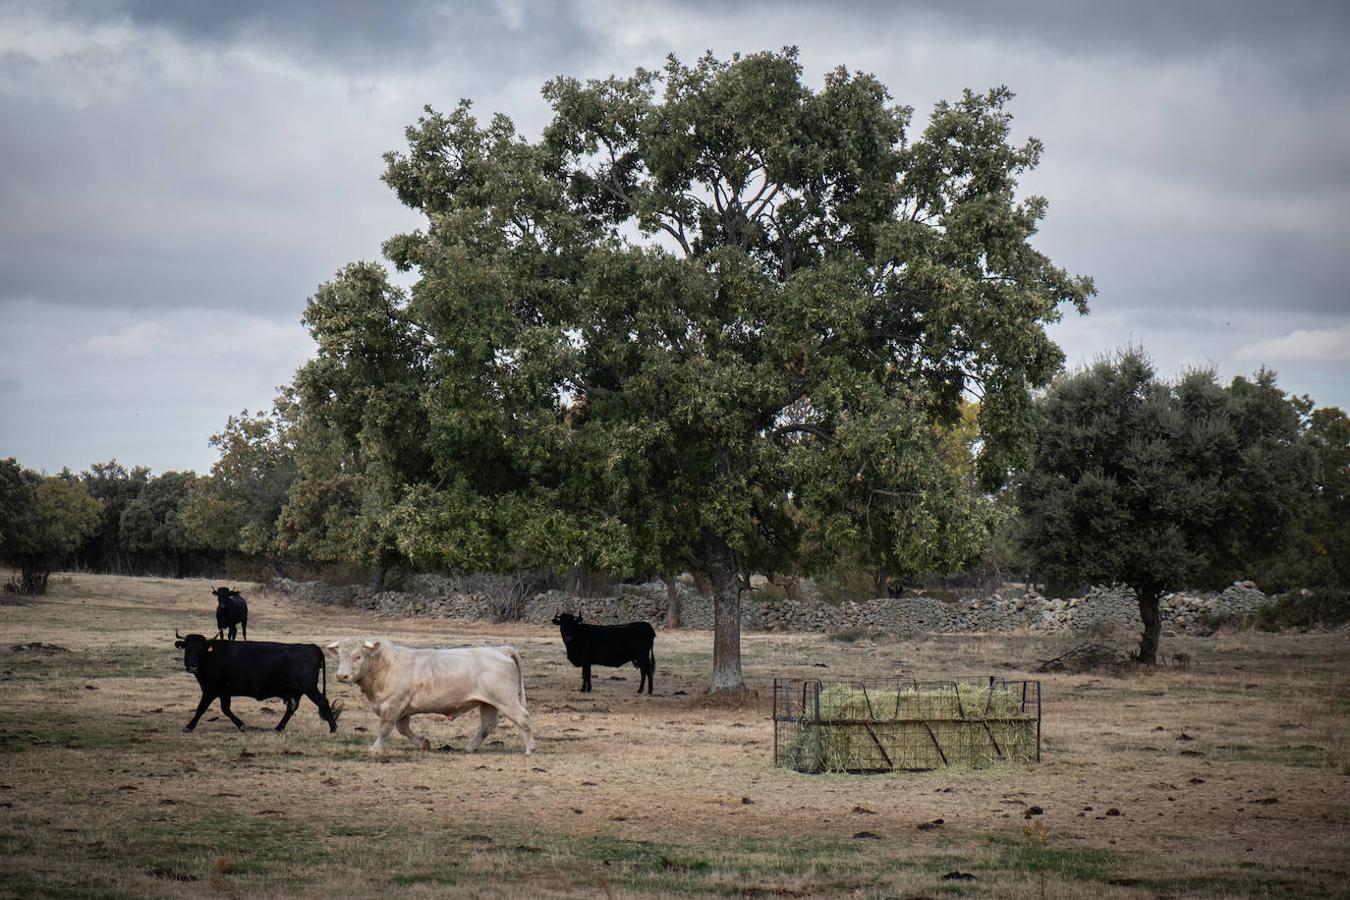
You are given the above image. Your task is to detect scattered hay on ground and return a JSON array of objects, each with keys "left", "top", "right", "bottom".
[{"left": 1034, "top": 642, "right": 1133, "bottom": 674}]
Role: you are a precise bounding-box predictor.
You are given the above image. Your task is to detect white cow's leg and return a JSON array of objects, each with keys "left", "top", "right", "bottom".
[
  {"left": 465, "top": 704, "right": 499, "bottom": 752},
  {"left": 371, "top": 717, "right": 397, "bottom": 752},
  {"left": 396, "top": 716, "right": 431, "bottom": 751},
  {"left": 498, "top": 702, "right": 536, "bottom": 756}
]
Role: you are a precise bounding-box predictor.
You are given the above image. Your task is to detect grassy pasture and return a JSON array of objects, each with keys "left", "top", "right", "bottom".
[{"left": 0, "top": 573, "right": 1347, "bottom": 898}]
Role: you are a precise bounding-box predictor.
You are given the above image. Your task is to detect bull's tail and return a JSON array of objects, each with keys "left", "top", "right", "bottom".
[
  {"left": 506, "top": 646, "right": 526, "bottom": 707},
  {"left": 317, "top": 649, "right": 343, "bottom": 727}
]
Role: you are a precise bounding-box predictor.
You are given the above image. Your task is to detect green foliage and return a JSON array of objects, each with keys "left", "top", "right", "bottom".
[
  {"left": 276, "top": 264, "right": 433, "bottom": 571},
  {"left": 75, "top": 460, "right": 150, "bottom": 573},
  {"left": 1252, "top": 403, "right": 1349, "bottom": 590},
  {"left": 119, "top": 471, "right": 204, "bottom": 577},
  {"left": 1252, "top": 589, "right": 1350, "bottom": 631},
  {"left": 182, "top": 409, "right": 296, "bottom": 556},
  {"left": 286, "top": 50, "right": 1091, "bottom": 689},
  {"left": 1015, "top": 350, "right": 1313, "bottom": 661},
  {"left": 0, "top": 458, "right": 103, "bottom": 593}
]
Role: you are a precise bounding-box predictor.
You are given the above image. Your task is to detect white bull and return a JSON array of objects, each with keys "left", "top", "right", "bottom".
[{"left": 326, "top": 637, "right": 536, "bottom": 755}]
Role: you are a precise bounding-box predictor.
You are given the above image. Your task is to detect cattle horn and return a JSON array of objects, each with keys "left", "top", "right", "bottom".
[
  {"left": 175, "top": 628, "right": 182, "bottom": 639},
  {"left": 325, "top": 640, "right": 339, "bottom": 651}
]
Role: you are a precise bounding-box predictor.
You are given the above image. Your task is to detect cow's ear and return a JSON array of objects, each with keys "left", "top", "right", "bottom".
[
  {"left": 577, "top": 614, "right": 584, "bottom": 623},
  {"left": 174, "top": 640, "right": 185, "bottom": 649}
]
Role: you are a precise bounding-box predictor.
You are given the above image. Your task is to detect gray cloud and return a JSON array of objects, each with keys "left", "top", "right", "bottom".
[
  {"left": 2, "top": 1, "right": 1347, "bottom": 474},
  {"left": 57, "top": 0, "right": 601, "bottom": 75}
]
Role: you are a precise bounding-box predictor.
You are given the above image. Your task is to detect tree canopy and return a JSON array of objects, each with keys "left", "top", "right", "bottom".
[
  {"left": 0, "top": 458, "right": 103, "bottom": 594},
  {"left": 1015, "top": 350, "right": 1313, "bottom": 662},
  {"left": 183, "top": 410, "right": 296, "bottom": 559},
  {"left": 285, "top": 49, "right": 1093, "bottom": 690},
  {"left": 119, "top": 471, "right": 203, "bottom": 579}
]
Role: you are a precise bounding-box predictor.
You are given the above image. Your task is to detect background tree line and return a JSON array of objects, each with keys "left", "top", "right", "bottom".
[
  {"left": 4, "top": 51, "right": 1345, "bottom": 676},
  {"left": 2, "top": 357, "right": 1343, "bottom": 662}
]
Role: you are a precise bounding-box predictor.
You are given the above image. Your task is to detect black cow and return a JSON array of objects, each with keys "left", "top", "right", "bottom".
[
  {"left": 551, "top": 613, "right": 655, "bottom": 694},
  {"left": 173, "top": 631, "right": 341, "bottom": 733},
  {"left": 211, "top": 586, "right": 248, "bottom": 640}
]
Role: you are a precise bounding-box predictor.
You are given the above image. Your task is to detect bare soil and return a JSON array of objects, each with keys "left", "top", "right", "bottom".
[{"left": 0, "top": 573, "right": 1346, "bottom": 898}]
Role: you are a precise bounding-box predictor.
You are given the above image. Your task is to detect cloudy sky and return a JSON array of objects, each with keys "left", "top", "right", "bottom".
[{"left": 3, "top": 0, "right": 1348, "bottom": 475}]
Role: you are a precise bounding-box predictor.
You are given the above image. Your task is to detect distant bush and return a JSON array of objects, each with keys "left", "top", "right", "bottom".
[
  {"left": 1253, "top": 589, "right": 1350, "bottom": 632},
  {"left": 828, "top": 626, "right": 878, "bottom": 643}
]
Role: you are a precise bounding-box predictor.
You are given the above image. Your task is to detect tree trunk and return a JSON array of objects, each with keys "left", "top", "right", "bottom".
[
  {"left": 1136, "top": 585, "right": 1163, "bottom": 664},
  {"left": 662, "top": 573, "right": 680, "bottom": 630},
  {"left": 19, "top": 561, "right": 50, "bottom": 595},
  {"left": 703, "top": 538, "right": 744, "bottom": 693},
  {"left": 875, "top": 571, "right": 888, "bottom": 599},
  {"left": 368, "top": 565, "right": 387, "bottom": 593}
]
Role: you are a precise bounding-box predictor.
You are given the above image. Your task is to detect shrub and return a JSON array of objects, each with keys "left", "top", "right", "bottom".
[{"left": 1254, "top": 589, "right": 1350, "bottom": 631}]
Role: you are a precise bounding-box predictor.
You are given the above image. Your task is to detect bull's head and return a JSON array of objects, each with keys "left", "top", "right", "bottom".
[
  {"left": 174, "top": 632, "right": 211, "bottom": 673},
  {"left": 332, "top": 639, "right": 382, "bottom": 683},
  {"left": 551, "top": 613, "right": 583, "bottom": 627}
]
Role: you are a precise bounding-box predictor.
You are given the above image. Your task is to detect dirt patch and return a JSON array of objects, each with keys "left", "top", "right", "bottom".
[{"left": 8, "top": 642, "right": 69, "bottom": 654}]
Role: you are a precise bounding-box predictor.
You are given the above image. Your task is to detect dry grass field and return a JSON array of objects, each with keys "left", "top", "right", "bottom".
[{"left": 1, "top": 573, "right": 1347, "bottom": 898}]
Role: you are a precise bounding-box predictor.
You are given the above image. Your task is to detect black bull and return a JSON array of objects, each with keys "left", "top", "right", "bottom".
[
  {"left": 211, "top": 587, "right": 248, "bottom": 641},
  {"left": 174, "top": 633, "right": 341, "bottom": 733}
]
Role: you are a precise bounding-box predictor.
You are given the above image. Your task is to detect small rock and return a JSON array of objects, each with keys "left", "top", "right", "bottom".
[
  {"left": 853, "top": 831, "right": 882, "bottom": 840},
  {"left": 1105, "top": 808, "right": 1121, "bottom": 816}
]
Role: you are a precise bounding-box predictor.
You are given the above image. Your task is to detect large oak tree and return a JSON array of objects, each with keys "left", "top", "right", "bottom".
[{"left": 295, "top": 50, "right": 1091, "bottom": 691}]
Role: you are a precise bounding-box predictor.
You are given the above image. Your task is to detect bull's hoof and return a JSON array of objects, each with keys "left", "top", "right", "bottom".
[
  {"left": 235, "top": 724, "right": 246, "bottom": 733},
  {"left": 274, "top": 724, "right": 286, "bottom": 733},
  {"left": 182, "top": 725, "right": 195, "bottom": 733}
]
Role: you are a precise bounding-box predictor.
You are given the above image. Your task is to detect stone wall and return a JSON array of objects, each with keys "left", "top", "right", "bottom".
[{"left": 272, "top": 576, "right": 1272, "bottom": 637}]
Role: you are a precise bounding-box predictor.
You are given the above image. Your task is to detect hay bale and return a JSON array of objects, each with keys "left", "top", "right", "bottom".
[{"left": 779, "top": 681, "right": 1037, "bottom": 773}]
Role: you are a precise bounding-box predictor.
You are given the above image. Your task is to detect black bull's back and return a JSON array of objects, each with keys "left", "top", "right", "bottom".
[
  {"left": 201, "top": 641, "right": 320, "bottom": 696},
  {"left": 182, "top": 639, "right": 339, "bottom": 733}
]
